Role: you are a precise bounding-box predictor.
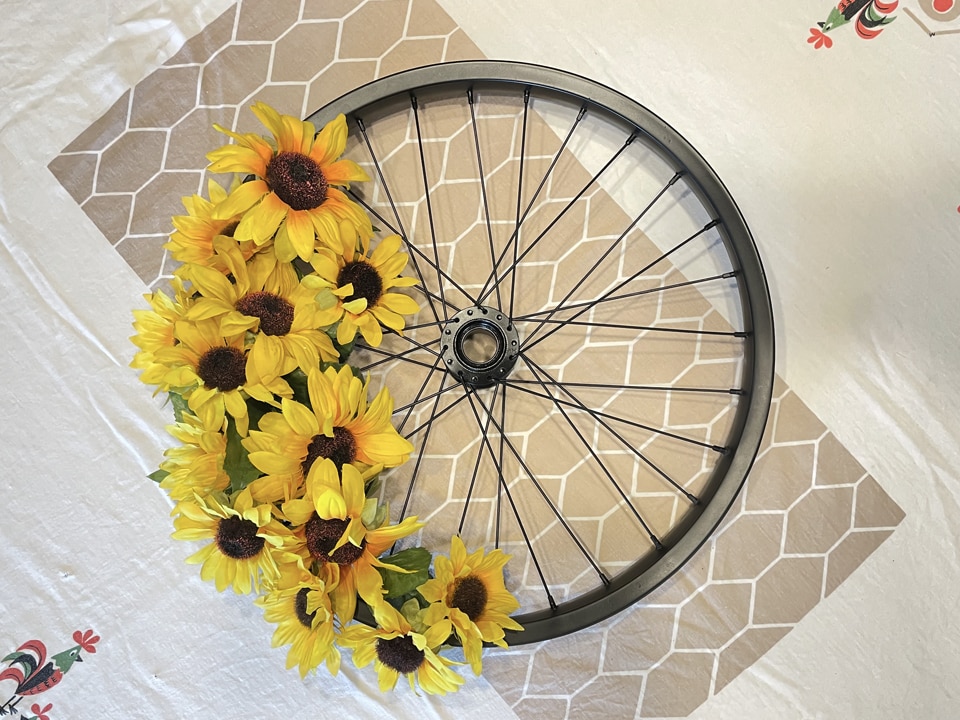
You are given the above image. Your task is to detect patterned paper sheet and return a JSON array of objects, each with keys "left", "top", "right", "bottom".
[{"left": 47, "top": 1, "right": 905, "bottom": 716}]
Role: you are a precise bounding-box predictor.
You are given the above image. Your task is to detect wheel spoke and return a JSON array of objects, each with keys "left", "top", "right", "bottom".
[
  {"left": 401, "top": 387, "right": 471, "bottom": 440},
  {"left": 398, "top": 372, "right": 449, "bottom": 520},
  {"left": 519, "top": 356, "right": 664, "bottom": 549},
  {"left": 356, "top": 342, "right": 440, "bottom": 373},
  {"left": 348, "top": 188, "right": 479, "bottom": 307},
  {"left": 457, "top": 383, "right": 501, "bottom": 535},
  {"left": 507, "top": 378, "right": 744, "bottom": 396},
  {"left": 464, "top": 386, "right": 557, "bottom": 610},
  {"left": 354, "top": 116, "right": 442, "bottom": 327},
  {"left": 512, "top": 316, "right": 748, "bottom": 338},
  {"left": 411, "top": 94, "right": 449, "bottom": 321},
  {"left": 479, "top": 128, "right": 637, "bottom": 307},
  {"left": 509, "top": 356, "right": 708, "bottom": 502},
  {"left": 520, "top": 220, "right": 724, "bottom": 351},
  {"left": 519, "top": 170, "right": 684, "bottom": 348},
  {"left": 468, "top": 87, "right": 502, "bottom": 309},
  {"left": 476, "top": 103, "right": 587, "bottom": 304},
  {"left": 468, "top": 384, "right": 609, "bottom": 584},
  {"left": 508, "top": 87, "right": 531, "bottom": 319},
  {"left": 520, "top": 271, "right": 738, "bottom": 353},
  {"left": 383, "top": 327, "right": 442, "bottom": 358},
  {"left": 394, "top": 352, "right": 444, "bottom": 433}
]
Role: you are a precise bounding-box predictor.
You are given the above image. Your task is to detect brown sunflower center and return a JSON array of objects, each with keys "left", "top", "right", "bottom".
[
  {"left": 294, "top": 587, "right": 316, "bottom": 628},
  {"left": 219, "top": 220, "right": 239, "bottom": 238},
  {"left": 304, "top": 514, "right": 365, "bottom": 565},
  {"left": 302, "top": 427, "right": 357, "bottom": 475},
  {"left": 450, "top": 575, "right": 488, "bottom": 622},
  {"left": 376, "top": 635, "right": 424, "bottom": 675},
  {"left": 235, "top": 291, "right": 294, "bottom": 336},
  {"left": 266, "top": 151, "right": 328, "bottom": 211},
  {"left": 196, "top": 346, "right": 246, "bottom": 391},
  {"left": 215, "top": 515, "right": 265, "bottom": 559},
  {"left": 337, "top": 260, "right": 384, "bottom": 307}
]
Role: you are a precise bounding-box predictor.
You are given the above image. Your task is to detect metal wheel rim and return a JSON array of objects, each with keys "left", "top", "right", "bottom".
[{"left": 307, "top": 60, "right": 775, "bottom": 644}]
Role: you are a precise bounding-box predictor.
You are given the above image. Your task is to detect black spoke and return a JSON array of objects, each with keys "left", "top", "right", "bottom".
[
  {"left": 413, "top": 283, "right": 462, "bottom": 315},
  {"left": 402, "top": 318, "right": 448, "bottom": 332},
  {"left": 348, "top": 188, "right": 479, "bottom": 307},
  {"left": 464, "top": 387, "right": 556, "bottom": 609},
  {"left": 508, "top": 87, "right": 530, "bottom": 319},
  {"left": 394, "top": 352, "right": 444, "bottom": 433},
  {"left": 507, "top": 359, "right": 708, "bottom": 502},
  {"left": 399, "top": 372, "right": 449, "bottom": 520},
  {"left": 401, "top": 388, "right": 471, "bottom": 440},
  {"left": 354, "top": 116, "right": 441, "bottom": 327},
  {"left": 394, "top": 381, "right": 465, "bottom": 428},
  {"left": 478, "top": 129, "right": 637, "bottom": 306},
  {"left": 356, "top": 342, "right": 439, "bottom": 373},
  {"left": 504, "top": 374, "right": 727, "bottom": 456},
  {"left": 511, "top": 316, "right": 748, "bottom": 338},
  {"left": 411, "top": 93, "right": 449, "bottom": 321},
  {"left": 507, "top": 378, "right": 744, "bottom": 396},
  {"left": 476, "top": 103, "right": 587, "bottom": 304},
  {"left": 383, "top": 327, "right": 442, "bottom": 358},
  {"left": 520, "top": 221, "right": 724, "bottom": 351},
  {"left": 496, "top": 382, "right": 508, "bottom": 549},
  {"left": 458, "top": 383, "right": 501, "bottom": 535},
  {"left": 521, "top": 271, "right": 738, "bottom": 352},
  {"left": 520, "top": 356, "right": 664, "bottom": 549},
  {"left": 467, "top": 87, "right": 502, "bottom": 309},
  {"left": 519, "top": 170, "right": 683, "bottom": 348},
  {"left": 469, "top": 385, "right": 609, "bottom": 584}
]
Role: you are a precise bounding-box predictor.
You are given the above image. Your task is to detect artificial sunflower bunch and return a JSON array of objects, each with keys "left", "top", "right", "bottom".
[{"left": 129, "top": 101, "right": 523, "bottom": 694}]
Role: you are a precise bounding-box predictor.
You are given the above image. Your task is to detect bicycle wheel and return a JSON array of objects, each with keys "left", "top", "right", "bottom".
[{"left": 306, "top": 60, "right": 774, "bottom": 644}]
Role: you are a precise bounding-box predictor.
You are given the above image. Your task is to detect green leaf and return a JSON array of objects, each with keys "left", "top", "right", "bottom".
[
  {"left": 365, "top": 473, "right": 382, "bottom": 498},
  {"left": 148, "top": 468, "right": 170, "bottom": 484},
  {"left": 285, "top": 368, "right": 310, "bottom": 406},
  {"left": 400, "top": 597, "right": 428, "bottom": 633},
  {"left": 376, "top": 547, "right": 432, "bottom": 599},
  {"left": 169, "top": 391, "right": 190, "bottom": 423},
  {"left": 323, "top": 323, "right": 357, "bottom": 364},
  {"left": 224, "top": 414, "right": 261, "bottom": 493}
]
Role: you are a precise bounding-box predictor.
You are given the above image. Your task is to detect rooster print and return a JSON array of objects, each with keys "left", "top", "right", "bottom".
[
  {"left": 0, "top": 630, "right": 99, "bottom": 715},
  {"left": 809, "top": 0, "right": 899, "bottom": 48}
]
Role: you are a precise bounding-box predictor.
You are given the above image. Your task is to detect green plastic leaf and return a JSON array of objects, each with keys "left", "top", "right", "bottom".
[
  {"left": 400, "top": 597, "right": 428, "bottom": 634},
  {"left": 377, "top": 547, "right": 432, "bottom": 599},
  {"left": 285, "top": 368, "right": 310, "bottom": 406},
  {"left": 365, "top": 473, "right": 382, "bottom": 498},
  {"left": 224, "top": 414, "right": 261, "bottom": 493},
  {"left": 148, "top": 468, "right": 170, "bottom": 484},
  {"left": 169, "top": 391, "right": 190, "bottom": 423}
]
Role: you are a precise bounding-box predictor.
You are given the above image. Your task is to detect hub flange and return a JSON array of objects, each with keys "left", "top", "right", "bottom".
[{"left": 440, "top": 306, "right": 519, "bottom": 387}]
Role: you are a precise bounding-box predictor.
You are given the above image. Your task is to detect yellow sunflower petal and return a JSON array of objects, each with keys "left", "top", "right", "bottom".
[
  {"left": 309, "top": 113, "right": 348, "bottom": 167},
  {"left": 214, "top": 179, "right": 269, "bottom": 220}
]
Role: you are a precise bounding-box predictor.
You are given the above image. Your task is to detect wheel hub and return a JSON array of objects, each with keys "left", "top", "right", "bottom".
[{"left": 441, "top": 306, "right": 519, "bottom": 387}]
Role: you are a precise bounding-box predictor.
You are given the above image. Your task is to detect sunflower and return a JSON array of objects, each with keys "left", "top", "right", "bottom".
[
  {"left": 172, "top": 489, "right": 299, "bottom": 594},
  {"left": 158, "top": 412, "right": 229, "bottom": 501},
  {"left": 207, "top": 102, "right": 372, "bottom": 263},
  {"left": 307, "top": 221, "right": 420, "bottom": 347},
  {"left": 338, "top": 599, "right": 463, "bottom": 695},
  {"left": 243, "top": 364, "right": 413, "bottom": 502},
  {"left": 180, "top": 235, "right": 337, "bottom": 384},
  {"left": 255, "top": 562, "right": 340, "bottom": 678},
  {"left": 130, "top": 276, "right": 194, "bottom": 389},
  {"left": 166, "top": 177, "right": 259, "bottom": 267},
  {"left": 153, "top": 318, "right": 252, "bottom": 434},
  {"left": 419, "top": 536, "right": 523, "bottom": 676},
  {"left": 283, "top": 460, "right": 423, "bottom": 623}
]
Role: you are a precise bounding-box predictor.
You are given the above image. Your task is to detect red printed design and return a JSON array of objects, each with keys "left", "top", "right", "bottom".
[
  {"left": 0, "top": 630, "right": 99, "bottom": 717},
  {"left": 809, "top": 0, "right": 899, "bottom": 48}
]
